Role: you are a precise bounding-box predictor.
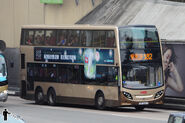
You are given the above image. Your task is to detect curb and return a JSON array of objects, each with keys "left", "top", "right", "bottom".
[{"left": 149, "top": 103, "right": 185, "bottom": 111}]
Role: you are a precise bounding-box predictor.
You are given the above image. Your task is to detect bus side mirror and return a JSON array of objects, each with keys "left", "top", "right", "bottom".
[{"left": 0, "top": 40, "right": 6, "bottom": 52}]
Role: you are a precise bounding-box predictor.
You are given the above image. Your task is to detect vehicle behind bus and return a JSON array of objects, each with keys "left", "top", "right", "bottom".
[{"left": 0, "top": 40, "right": 8, "bottom": 102}]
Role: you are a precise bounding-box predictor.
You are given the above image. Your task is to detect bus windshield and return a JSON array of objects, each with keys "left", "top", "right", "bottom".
[
  {"left": 122, "top": 64, "right": 163, "bottom": 89},
  {"left": 0, "top": 54, "right": 7, "bottom": 82},
  {"left": 119, "top": 26, "right": 163, "bottom": 89},
  {"left": 119, "top": 26, "right": 159, "bottom": 49}
]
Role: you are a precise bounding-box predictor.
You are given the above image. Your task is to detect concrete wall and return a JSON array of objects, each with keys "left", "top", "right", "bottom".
[
  {"left": 4, "top": 48, "right": 20, "bottom": 90},
  {"left": 45, "top": 0, "right": 102, "bottom": 25},
  {"left": 129, "top": 1, "right": 185, "bottom": 40},
  {"left": 0, "top": 0, "right": 44, "bottom": 48},
  {"left": 77, "top": 0, "right": 185, "bottom": 41}
]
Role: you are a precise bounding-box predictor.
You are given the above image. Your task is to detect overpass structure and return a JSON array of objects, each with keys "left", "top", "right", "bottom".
[{"left": 77, "top": 0, "right": 185, "bottom": 41}]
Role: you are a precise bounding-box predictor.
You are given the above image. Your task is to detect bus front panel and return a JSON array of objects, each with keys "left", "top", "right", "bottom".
[
  {"left": 0, "top": 54, "right": 8, "bottom": 102},
  {"left": 119, "top": 25, "right": 164, "bottom": 106}
]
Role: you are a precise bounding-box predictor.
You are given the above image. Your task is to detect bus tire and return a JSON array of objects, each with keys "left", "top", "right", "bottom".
[
  {"left": 35, "top": 88, "right": 44, "bottom": 105},
  {"left": 95, "top": 92, "right": 105, "bottom": 110},
  {"left": 47, "top": 88, "right": 56, "bottom": 106},
  {"left": 135, "top": 106, "right": 145, "bottom": 111}
]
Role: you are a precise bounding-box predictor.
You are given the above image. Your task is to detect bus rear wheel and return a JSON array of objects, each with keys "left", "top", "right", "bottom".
[
  {"left": 35, "top": 88, "right": 44, "bottom": 105},
  {"left": 95, "top": 92, "right": 105, "bottom": 110},
  {"left": 135, "top": 106, "right": 145, "bottom": 111},
  {"left": 47, "top": 89, "right": 56, "bottom": 106}
]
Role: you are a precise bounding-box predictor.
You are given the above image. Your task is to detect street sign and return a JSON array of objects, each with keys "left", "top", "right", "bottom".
[{"left": 40, "top": 0, "right": 63, "bottom": 4}]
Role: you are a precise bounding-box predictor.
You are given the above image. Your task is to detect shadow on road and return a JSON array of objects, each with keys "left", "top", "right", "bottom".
[{"left": 23, "top": 102, "right": 172, "bottom": 113}]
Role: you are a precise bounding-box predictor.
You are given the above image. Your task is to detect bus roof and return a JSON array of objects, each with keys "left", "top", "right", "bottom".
[
  {"left": 21, "top": 24, "right": 118, "bottom": 30},
  {"left": 119, "top": 25, "right": 157, "bottom": 29}
]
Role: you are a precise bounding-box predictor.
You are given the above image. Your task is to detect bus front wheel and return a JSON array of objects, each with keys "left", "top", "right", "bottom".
[
  {"left": 95, "top": 92, "right": 105, "bottom": 110},
  {"left": 35, "top": 88, "right": 44, "bottom": 105},
  {"left": 47, "top": 89, "right": 56, "bottom": 106}
]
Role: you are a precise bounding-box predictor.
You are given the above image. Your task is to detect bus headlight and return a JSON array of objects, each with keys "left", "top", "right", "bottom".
[
  {"left": 123, "top": 91, "right": 133, "bottom": 100},
  {"left": 0, "top": 90, "right": 8, "bottom": 95},
  {"left": 0, "top": 90, "right": 8, "bottom": 102},
  {"left": 154, "top": 90, "right": 164, "bottom": 99}
]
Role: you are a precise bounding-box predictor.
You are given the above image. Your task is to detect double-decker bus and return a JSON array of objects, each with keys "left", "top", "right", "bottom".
[
  {"left": 20, "top": 25, "right": 164, "bottom": 110},
  {"left": 0, "top": 40, "right": 8, "bottom": 102}
]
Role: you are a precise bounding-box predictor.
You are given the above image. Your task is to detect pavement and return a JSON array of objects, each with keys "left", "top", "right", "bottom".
[{"left": 151, "top": 97, "right": 185, "bottom": 111}]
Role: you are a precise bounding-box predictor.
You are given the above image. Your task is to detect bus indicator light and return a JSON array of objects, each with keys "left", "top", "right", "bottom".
[
  {"left": 85, "top": 57, "right": 88, "bottom": 63},
  {"left": 140, "top": 91, "right": 147, "bottom": 94}
]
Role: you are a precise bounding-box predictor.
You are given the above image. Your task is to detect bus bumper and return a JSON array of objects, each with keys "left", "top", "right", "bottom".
[{"left": 0, "top": 90, "right": 8, "bottom": 102}]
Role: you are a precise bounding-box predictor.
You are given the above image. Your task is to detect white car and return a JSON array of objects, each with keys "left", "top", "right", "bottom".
[{"left": 168, "top": 112, "right": 185, "bottom": 123}]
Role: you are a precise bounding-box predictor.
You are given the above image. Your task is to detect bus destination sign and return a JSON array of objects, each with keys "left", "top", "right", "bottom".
[{"left": 130, "top": 53, "right": 152, "bottom": 61}]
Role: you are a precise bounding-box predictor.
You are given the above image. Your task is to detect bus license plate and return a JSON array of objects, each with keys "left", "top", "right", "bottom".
[{"left": 139, "top": 102, "right": 149, "bottom": 105}]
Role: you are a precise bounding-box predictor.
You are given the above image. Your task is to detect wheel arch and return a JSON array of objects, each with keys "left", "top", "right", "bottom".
[
  {"left": 47, "top": 86, "right": 56, "bottom": 95},
  {"left": 35, "top": 86, "right": 43, "bottom": 95},
  {"left": 34, "top": 86, "right": 45, "bottom": 104},
  {"left": 94, "top": 89, "right": 106, "bottom": 109},
  {"left": 95, "top": 89, "right": 105, "bottom": 99}
]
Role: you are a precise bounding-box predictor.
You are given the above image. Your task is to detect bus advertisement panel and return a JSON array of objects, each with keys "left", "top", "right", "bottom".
[
  {"left": 162, "top": 42, "right": 185, "bottom": 98},
  {"left": 34, "top": 47, "right": 114, "bottom": 65}
]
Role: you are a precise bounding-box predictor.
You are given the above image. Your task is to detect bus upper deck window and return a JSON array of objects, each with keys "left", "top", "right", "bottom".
[
  {"left": 106, "top": 31, "right": 115, "bottom": 47},
  {"left": 45, "top": 30, "right": 56, "bottom": 46}
]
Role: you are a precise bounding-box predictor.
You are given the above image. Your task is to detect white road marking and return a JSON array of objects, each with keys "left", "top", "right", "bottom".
[
  {"left": 29, "top": 104, "right": 172, "bottom": 121},
  {"left": 111, "top": 113, "right": 167, "bottom": 121}
]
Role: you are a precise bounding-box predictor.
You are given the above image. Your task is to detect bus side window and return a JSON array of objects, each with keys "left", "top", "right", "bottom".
[
  {"left": 71, "top": 65, "right": 81, "bottom": 84},
  {"left": 21, "top": 54, "right": 25, "bottom": 69},
  {"left": 96, "top": 67, "right": 105, "bottom": 84},
  {"left": 45, "top": 30, "right": 56, "bottom": 46},
  {"left": 108, "top": 67, "right": 118, "bottom": 83},
  {"left": 92, "top": 31, "right": 100, "bottom": 47},
  {"left": 106, "top": 31, "right": 115, "bottom": 47},
  {"left": 100, "top": 31, "right": 106, "bottom": 47},
  {"left": 66, "top": 30, "right": 72, "bottom": 46},
  {"left": 57, "top": 30, "right": 67, "bottom": 46},
  {"left": 27, "top": 35, "right": 34, "bottom": 45},
  {"left": 92, "top": 31, "right": 106, "bottom": 47},
  {"left": 58, "top": 65, "right": 67, "bottom": 83},
  {"left": 24, "top": 30, "right": 34, "bottom": 45},
  {"left": 80, "top": 30, "right": 86, "bottom": 46},
  {"left": 48, "top": 67, "right": 57, "bottom": 82},
  {"left": 34, "top": 30, "right": 44, "bottom": 45},
  {"left": 21, "top": 30, "right": 26, "bottom": 45},
  {"left": 85, "top": 31, "right": 93, "bottom": 47},
  {"left": 27, "top": 63, "right": 34, "bottom": 90}
]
